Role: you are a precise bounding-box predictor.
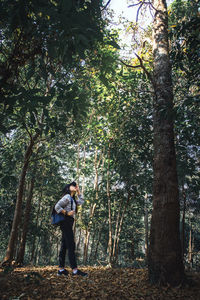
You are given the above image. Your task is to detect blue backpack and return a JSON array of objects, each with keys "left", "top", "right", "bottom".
[{"left": 51, "top": 196, "right": 74, "bottom": 225}]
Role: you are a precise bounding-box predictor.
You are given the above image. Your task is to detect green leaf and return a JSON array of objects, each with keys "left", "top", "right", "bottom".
[{"left": 107, "top": 40, "right": 120, "bottom": 49}]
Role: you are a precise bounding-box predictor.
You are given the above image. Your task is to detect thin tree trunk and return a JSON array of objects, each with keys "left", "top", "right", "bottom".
[
  {"left": 112, "top": 200, "right": 123, "bottom": 259},
  {"left": 16, "top": 175, "right": 35, "bottom": 265},
  {"left": 83, "top": 203, "right": 96, "bottom": 264},
  {"left": 30, "top": 194, "right": 41, "bottom": 264},
  {"left": 76, "top": 228, "right": 82, "bottom": 253},
  {"left": 188, "top": 228, "right": 192, "bottom": 265},
  {"left": 35, "top": 238, "right": 41, "bottom": 265},
  {"left": 76, "top": 143, "right": 80, "bottom": 186},
  {"left": 73, "top": 144, "right": 81, "bottom": 238},
  {"left": 188, "top": 212, "right": 193, "bottom": 268},
  {"left": 148, "top": 0, "right": 184, "bottom": 286},
  {"left": 144, "top": 193, "right": 149, "bottom": 260},
  {"left": 181, "top": 183, "right": 186, "bottom": 260},
  {"left": 89, "top": 230, "right": 96, "bottom": 263},
  {"left": 115, "top": 193, "right": 130, "bottom": 262},
  {"left": 3, "top": 133, "right": 39, "bottom": 263},
  {"left": 14, "top": 186, "right": 26, "bottom": 260},
  {"left": 94, "top": 223, "right": 103, "bottom": 261},
  {"left": 82, "top": 145, "right": 86, "bottom": 196},
  {"left": 83, "top": 147, "right": 101, "bottom": 264},
  {"left": 107, "top": 144, "right": 112, "bottom": 265}
]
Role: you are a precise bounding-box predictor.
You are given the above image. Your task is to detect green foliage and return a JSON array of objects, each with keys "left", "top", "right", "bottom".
[
  {"left": 169, "top": 0, "right": 200, "bottom": 80},
  {"left": 0, "top": 0, "right": 104, "bottom": 135},
  {"left": 0, "top": 0, "right": 199, "bottom": 270}
]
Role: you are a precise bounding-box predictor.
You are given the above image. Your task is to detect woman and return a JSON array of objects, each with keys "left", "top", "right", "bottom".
[{"left": 54, "top": 181, "right": 87, "bottom": 276}]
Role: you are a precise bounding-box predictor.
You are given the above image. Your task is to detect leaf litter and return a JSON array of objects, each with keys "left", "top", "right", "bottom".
[{"left": 0, "top": 266, "right": 200, "bottom": 299}]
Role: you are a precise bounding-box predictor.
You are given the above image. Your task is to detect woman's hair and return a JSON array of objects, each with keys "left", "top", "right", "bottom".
[{"left": 62, "top": 181, "right": 77, "bottom": 196}]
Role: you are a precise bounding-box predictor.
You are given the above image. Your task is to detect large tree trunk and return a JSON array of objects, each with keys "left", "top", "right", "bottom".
[
  {"left": 16, "top": 175, "right": 35, "bottom": 265},
  {"left": 3, "top": 134, "right": 39, "bottom": 264},
  {"left": 148, "top": 0, "right": 184, "bottom": 286}
]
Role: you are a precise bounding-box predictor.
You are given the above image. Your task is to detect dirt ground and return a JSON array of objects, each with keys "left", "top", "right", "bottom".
[{"left": 0, "top": 266, "right": 200, "bottom": 299}]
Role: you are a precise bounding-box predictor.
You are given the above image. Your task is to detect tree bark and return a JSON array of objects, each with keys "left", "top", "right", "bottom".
[
  {"left": 144, "top": 193, "right": 149, "bottom": 260},
  {"left": 181, "top": 183, "right": 186, "bottom": 260},
  {"left": 188, "top": 227, "right": 192, "bottom": 266},
  {"left": 188, "top": 212, "right": 193, "bottom": 268},
  {"left": 107, "top": 144, "right": 113, "bottom": 265},
  {"left": 148, "top": 0, "right": 184, "bottom": 286},
  {"left": 76, "top": 143, "right": 80, "bottom": 186},
  {"left": 3, "top": 133, "right": 39, "bottom": 263},
  {"left": 16, "top": 175, "right": 35, "bottom": 265},
  {"left": 112, "top": 200, "right": 123, "bottom": 259},
  {"left": 30, "top": 191, "right": 41, "bottom": 264},
  {"left": 112, "top": 193, "right": 130, "bottom": 264},
  {"left": 76, "top": 228, "right": 82, "bottom": 253},
  {"left": 83, "top": 147, "right": 102, "bottom": 263},
  {"left": 94, "top": 223, "right": 103, "bottom": 261},
  {"left": 115, "top": 193, "right": 130, "bottom": 262},
  {"left": 73, "top": 143, "right": 81, "bottom": 237},
  {"left": 89, "top": 230, "right": 96, "bottom": 263},
  {"left": 83, "top": 203, "right": 96, "bottom": 264},
  {"left": 82, "top": 145, "right": 86, "bottom": 196}
]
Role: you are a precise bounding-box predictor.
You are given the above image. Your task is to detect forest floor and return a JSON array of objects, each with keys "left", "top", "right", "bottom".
[{"left": 0, "top": 266, "right": 200, "bottom": 300}]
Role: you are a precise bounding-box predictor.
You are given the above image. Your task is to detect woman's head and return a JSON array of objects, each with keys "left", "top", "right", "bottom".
[{"left": 62, "top": 181, "right": 77, "bottom": 195}]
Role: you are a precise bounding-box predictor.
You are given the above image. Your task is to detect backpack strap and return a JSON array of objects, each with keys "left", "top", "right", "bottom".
[
  {"left": 70, "top": 196, "right": 73, "bottom": 210},
  {"left": 70, "top": 195, "right": 77, "bottom": 213}
]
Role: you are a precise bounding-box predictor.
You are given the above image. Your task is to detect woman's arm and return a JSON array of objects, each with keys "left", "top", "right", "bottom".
[
  {"left": 55, "top": 195, "right": 75, "bottom": 216},
  {"left": 55, "top": 195, "right": 69, "bottom": 214},
  {"left": 75, "top": 184, "right": 84, "bottom": 206},
  {"left": 76, "top": 194, "right": 84, "bottom": 206}
]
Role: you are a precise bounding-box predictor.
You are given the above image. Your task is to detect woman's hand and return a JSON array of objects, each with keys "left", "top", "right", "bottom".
[
  {"left": 67, "top": 210, "right": 75, "bottom": 217},
  {"left": 76, "top": 184, "right": 81, "bottom": 195}
]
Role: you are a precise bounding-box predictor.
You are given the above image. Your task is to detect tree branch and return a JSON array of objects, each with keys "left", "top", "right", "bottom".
[
  {"left": 128, "top": 0, "right": 156, "bottom": 22},
  {"left": 136, "top": 3, "right": 143, "bottom": 23},
  {"left": 120, "top": 54, "right": 154, "bottom": 86},
  {"left": 134, "top": 53, "right": 153, "bottom": 83},
  {"left": 23, "top": 122, "right": 33, "bottom": 140},
  {"left": 101, "top": 0, "right": 111, "bottom": 11},
  {"left": 119, "top": 59, "right": 141, "bottom": 69}
]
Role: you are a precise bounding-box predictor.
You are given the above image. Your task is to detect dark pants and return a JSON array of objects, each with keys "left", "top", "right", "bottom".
[{"left": 59, "top": 216, "right": 77, "bottom": 269}]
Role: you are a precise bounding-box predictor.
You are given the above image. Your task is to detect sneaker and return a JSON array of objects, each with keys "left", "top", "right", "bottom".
[
  {"left": 72, "top": 269, "right": 88, "bottom": 277},
  {"left": 57, "top": 269, "right": 69, "bottom": 276}
]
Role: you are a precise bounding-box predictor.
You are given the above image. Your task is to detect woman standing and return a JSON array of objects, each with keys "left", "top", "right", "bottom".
[{"left": 54, "top": 181, "right": 87, "bottom": 276}]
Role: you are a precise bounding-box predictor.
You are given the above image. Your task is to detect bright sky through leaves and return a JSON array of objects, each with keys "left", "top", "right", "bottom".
[
  {"left": 106, "top": 0, "right": 174, "bottom": 59},
  {"left": 108, "top": 0, "right": 174, "bottom": 21}
]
